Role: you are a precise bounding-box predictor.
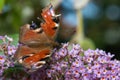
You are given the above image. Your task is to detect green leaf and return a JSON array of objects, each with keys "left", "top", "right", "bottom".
[
  {"left": 9, "top": 34, "right": 19, "bottom": 45},
  {"left": 0, "top": 52, "right": 3, "bottom": 55},
  {"left": 0, "top": 34, "right": 19, "bottom": 45},
  {"left": 0, "top": 0, "right": 5, "bottom": 13},
  {"left": 3, "top": 66, "right": 28, "bottom": 79}
]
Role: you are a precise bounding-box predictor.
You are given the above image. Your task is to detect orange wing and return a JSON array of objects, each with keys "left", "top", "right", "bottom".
[
  {"left": 15, "top": 4, "right": 60, "bottom": 71},
  {"left": 41, "top": 4, "right": 59, "bottom": 39},
  {"left": 24, "top": 49, "right": 50, "bottom": 66},
  {"left": 15, "top": 45, "right": 51, "bottom": 69}
]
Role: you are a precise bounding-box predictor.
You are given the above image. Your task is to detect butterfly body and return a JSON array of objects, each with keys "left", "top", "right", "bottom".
[{"left": 15, "top": 4, "right": 60, "bottom": 71}]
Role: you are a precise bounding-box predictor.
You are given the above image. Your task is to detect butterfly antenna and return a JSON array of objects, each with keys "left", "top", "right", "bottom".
[{"left": 32, "top": 21, "right": 34, "bottom": 24}]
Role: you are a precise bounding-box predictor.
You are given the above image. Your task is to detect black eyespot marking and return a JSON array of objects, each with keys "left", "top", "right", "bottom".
[
  {"left": 22, "top": 55, "right": 30, "bottom": 60},
  {"left": 30, "top": 21, "right": 39, "bottom": 30},
  {"left": 52, "top": 17, "right": 59, "bottom": 23},
  {"left": 52, "top": 27, "right": 58, "bottom": 30},
  {"left": 35, "top": 63, "right": 42, "bottom": 67}
]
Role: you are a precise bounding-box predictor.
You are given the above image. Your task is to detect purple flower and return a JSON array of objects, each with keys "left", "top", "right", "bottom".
[
  {"left": 0, "top": 56, "right": 5, "bottom": 63},
  {"left": 73, "top": 69, "right": 80, "bottom": 78},
  {"left": 0, "top": 55, "right": 15, "bottom": 77},
  {"left": 0, "top": 36, "right": 4, "bottom": 40},
  {"left": 72, "top": 60, "right": 82, "bottom": 67},
  {"left": 7, "top": 45, "right": 16, "bottom": 55},
  {"left": 46, "top": 70, "right": 52, "bottom": 78},
  {"left": 82, "top": 73, "right": 90, "bottom": 80},
  {"left": 69, "top": 44, "right": 83, "bottom": 58},
  {"left": 84, "top": 49, "right": 94, "bottom": 56},
  {"left": 97, "top": 56, "right": 107, "bottom": 63},
  {"left": 86, "top": 65, "right": 92, "bottom": 73},
  {"left": 83, "top": 56, "right": 93, "bottom": 63},
  {"left": 0, "top": 37, "right": 120, "bottom": 80},
  {"left": 58, "top": 48, "right": 67, "bottom": 57},
  {"left": 60, "top": 61, "right": 68, "bottom": 68},
  {"left": 46, "top": 43, "right": 120, "bottom": 80}
]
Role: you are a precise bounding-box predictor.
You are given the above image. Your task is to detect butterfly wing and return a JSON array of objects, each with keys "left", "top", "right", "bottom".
[
  {"left": 16, "top": 45, "right": 51, "bottom": 69},
  {"left": 19, "top": 24, "right": 52, "bottom": 46},
  {"left": 15, "top": 4, "right": 60, "bottom": 70},
  {"left": 41, "top": 4, "right": 60, "bottom": 40}
]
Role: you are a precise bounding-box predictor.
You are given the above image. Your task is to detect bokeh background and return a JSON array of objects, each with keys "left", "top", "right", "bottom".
[{"left": 0, "top": 0, "right": 120, "bottom": 59}]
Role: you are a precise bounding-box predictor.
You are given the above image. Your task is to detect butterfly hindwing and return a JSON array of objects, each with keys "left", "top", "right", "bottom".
[{"left": 15, "top": 4, "right": 60, "bottom": 71}]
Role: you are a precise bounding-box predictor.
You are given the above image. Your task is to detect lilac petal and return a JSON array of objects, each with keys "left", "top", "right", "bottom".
[{"left": 0, "top": 36, "right": 4, "bottom": 40}]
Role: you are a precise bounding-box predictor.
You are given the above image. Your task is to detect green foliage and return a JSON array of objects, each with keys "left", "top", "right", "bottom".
[
  {"left": 0, "top": 0, "right": 4, "bottom": 12},
  {"left": 3, "top": 65, "right": 28, "bottom": 79},
  {"left": 0, "top": 34, "right": 19, "bottom": 55},
  {"left": 9, "top": 34, "right": 19, "bottom": 45},
  {"left": 0, "top": 0, "right": 43, "bottom": 34},
  {"left": 0, "top": 52, "right": 3, "bottom": 55},
  {"left": 80, "top": 38, "right": 95, "bottom": 50},
  {"left": 0, "top": 34, "right": 19, "bottom": 46}
]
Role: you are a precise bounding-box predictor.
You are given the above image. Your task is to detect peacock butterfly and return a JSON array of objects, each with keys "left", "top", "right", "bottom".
[{"left": 15, "top": 4, "right": 60, "bottom": 71}]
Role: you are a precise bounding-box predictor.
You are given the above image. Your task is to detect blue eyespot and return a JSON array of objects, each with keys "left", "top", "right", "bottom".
[{"left": 30, "top": 21, "right": 38, "bottom": 30}]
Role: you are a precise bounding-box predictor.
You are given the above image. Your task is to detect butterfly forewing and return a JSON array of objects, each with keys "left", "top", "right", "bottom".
[{"left": 15, "top": 4, "right": 60, "bottom": 71}]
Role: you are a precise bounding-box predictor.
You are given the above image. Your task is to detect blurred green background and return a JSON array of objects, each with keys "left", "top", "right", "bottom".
[{"left": 0, "top": 0, "right": 120, "bottom": 59}]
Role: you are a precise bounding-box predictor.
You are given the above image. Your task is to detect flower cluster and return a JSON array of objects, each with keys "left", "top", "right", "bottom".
[
  {"left": 47, "top": 43, "right": 120, "bottom": 80},
  {"left": 0, "top": 35, "right": 17, "bottom": 56},
  {"left": 0, "top": 35, "right": 16, "bottom": 77},
  {"left": 0, "top": 35, "right": 120, "bottom": 80},
  {"left": 0, "top": 55, "right": 15, "bottom": 77},
  {"left": 0, "top": 35, "right": 48, "bottom": 80}
]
